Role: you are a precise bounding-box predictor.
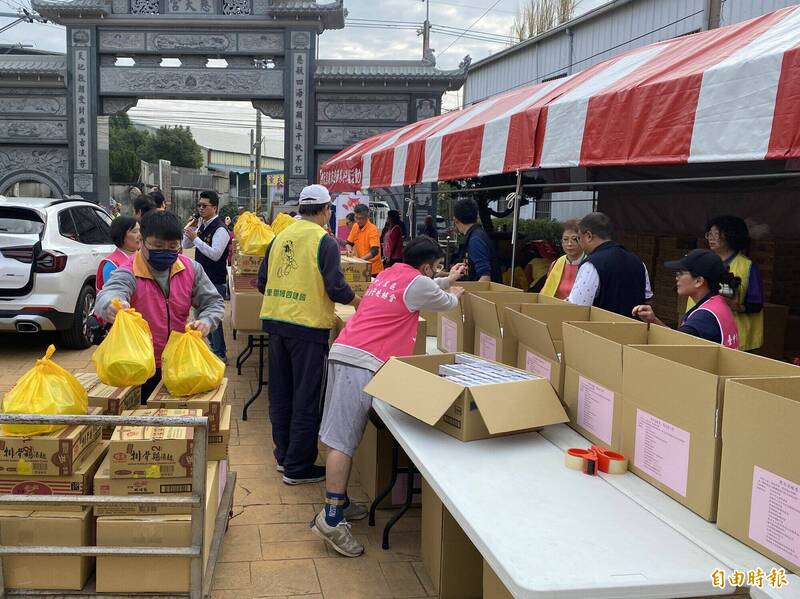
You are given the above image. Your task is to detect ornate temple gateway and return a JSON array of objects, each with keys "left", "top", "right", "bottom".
[{"left": 0, "top": 0, "right": 466, "bottom": 204}]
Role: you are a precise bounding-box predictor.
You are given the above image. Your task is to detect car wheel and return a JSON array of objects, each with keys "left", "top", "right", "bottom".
[{"left": 60, "top": 285, "right": 95, "bottom": 350}]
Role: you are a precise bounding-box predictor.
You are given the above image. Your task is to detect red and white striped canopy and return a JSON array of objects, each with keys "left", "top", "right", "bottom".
[{"left": 319, "top": 5, "right": 800, "bottom": 192}]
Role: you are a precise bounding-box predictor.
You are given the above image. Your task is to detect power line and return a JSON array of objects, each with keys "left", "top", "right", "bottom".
[{"left": 438, "top": 0, "right": 506, "bottom": 59}]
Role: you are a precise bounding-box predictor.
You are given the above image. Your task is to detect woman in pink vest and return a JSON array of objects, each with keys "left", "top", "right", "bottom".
[
  {"left": 633, "top": 249, "right": 739, "bottom": 349},
  {"left": 311, "top": 237, "right": 466, "bottom": 557},
  {"left": 96, "top": 216, "right": 141, "bottom": 292},
  {"left": 95, "top": 211, "right": 226, "bottom": 401}
]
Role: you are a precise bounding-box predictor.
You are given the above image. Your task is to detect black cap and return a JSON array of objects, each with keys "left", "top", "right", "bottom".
[{"left": 664, "top": 249, "right": 725, "bottom": 285}]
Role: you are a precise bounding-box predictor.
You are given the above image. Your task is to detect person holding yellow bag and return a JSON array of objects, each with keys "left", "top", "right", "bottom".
[
  {"left": 540, "top": 220, "right": 586, "bottom": 299},
  {"left": 690, "top": 215, "right": 764, "bottom": 351},
  {"left": 95, "top": 210, "right": 225, "bottom": 402}
]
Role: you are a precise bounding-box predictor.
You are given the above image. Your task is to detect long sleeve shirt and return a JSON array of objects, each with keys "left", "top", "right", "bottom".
[
  {"left": 182, "top": 216, "right": 230, "bottom": 262},
  {"left": 567, "top": 262, "right": 654, "bottom": 306}
]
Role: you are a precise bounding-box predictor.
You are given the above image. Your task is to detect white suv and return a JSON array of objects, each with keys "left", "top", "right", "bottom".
[{"left": 0, "top": 196, "right": 114, "bottom": 348}]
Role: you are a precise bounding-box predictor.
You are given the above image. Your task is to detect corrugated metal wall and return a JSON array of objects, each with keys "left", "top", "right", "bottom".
[{"left": 464, "top": 0, "right": 796, "bottom": 106}]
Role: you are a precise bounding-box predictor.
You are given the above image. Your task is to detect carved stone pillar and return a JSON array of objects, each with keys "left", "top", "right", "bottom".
[
  {"left": 284, "top": 30, "right": 314, "bottom": 203},
  {"left": 68, "top": 27, "right": 98, "bottom": 201}
]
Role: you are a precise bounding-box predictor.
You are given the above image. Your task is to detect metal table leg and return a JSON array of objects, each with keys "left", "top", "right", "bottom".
[
  {"left": 242, "top": 335, "right": 268, "bottom": 421},
  {"left": 369, "top": 439, "right": 399, "bottom": 527},
  {"left": 236, "top": 334, "right": 254, "bottom": 375}
]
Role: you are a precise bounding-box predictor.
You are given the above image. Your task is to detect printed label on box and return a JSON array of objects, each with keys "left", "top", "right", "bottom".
[
  {"left": 748, "top": 465, "right": 800, "bottom": 568},
  {"left": 441, "top": 317, "right": 458, "bottom": 352},
  {"left": 525, "top": 351, "right": 552, "bottom": 380},
  {"left": 634, "top": 408, "right": 691, "bottom": 497},
  {"left": 577, "top": 376, "right": 614, "bottom": 445},
  {"left": 479, "top": 333, "right": 497, "bottom": 362}
]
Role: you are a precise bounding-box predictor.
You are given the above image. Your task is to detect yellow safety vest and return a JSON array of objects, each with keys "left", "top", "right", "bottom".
[
  {"left": 541, "top": 255, "right": 567, "bottom": 297},
  {"left": 687, "top": 253, "right": 763, "bottom": 351},
  {"left": 260, "top": 219, "right": 335, "bottom": 330}
]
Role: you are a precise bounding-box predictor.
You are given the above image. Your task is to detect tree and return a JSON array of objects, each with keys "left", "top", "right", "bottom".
[
  {"left": 108, "top": 115, "right": 204, "bottom": 183},
  {"left": 140, "top": 126, "right": 204, "bottom": 170},
  {"left": 512, "top": 0, "right": 577, "bottom": 42}
]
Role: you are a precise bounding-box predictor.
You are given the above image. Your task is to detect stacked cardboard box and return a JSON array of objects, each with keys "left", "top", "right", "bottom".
[
  {"left": 341, "top": 255, "right": 372, "bottom": 294},
  {"left": 750, "top": 239, "right": 800, "bottom": 308},
  {"left": 95, "top": 459, "right": 221, "bottom": 593},
  {"left": 146, "top": 379, "right": 232, "bottom": 462},
  {"left": 74, "top": 373, "right": 141, "bottom": 439},
  {"left": 230, "top": 268, "right": 263, "bottom": 332},
  {"left": 232, "top": 238, "right": 264, "bottom": 274}
]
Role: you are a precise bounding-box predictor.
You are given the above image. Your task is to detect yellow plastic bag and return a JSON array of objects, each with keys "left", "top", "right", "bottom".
[
  {"left": 92, "top": 299, "right": 156, "bottom": 387},
  {"left": 238, "top": 220, "right": 276, "bottom": 256},
  {"left": 234, "top": 211, "right": 258, "bottom": 238},
  {"left": 161, "top": 325, "right": 225, "bottom": 396},
  {"left": 272, "top": 212, "right": 297, "bottom": 236},
  {"left": 1, "top": 345, "right": 88, "bottom": 436}
]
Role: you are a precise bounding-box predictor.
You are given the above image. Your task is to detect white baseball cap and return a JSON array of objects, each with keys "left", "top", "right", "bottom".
[{"left": 299, "top": 184, "right": 331, "bottom": 205}]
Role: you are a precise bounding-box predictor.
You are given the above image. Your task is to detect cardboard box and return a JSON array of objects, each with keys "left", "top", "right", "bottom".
[
  {"left": 622, "top": 345, "right": 799, "bottom": 521},
  {"left": 75, "top": 373, "right": 142, "bottom": 440},
  {"left": 146, "top": 378, "right": 228, "bottom": 433},
  {"left": 208, "top": 404, "right": 232, "bottom": 462},
  {"left": 348, "top": 280, "right": 371, "bottom": 295},
  {"left": 233, "top": 251, "right": 263, "bottom": 274},
  {"left": 109, "top": 408, "right": 198, "bottom": 479},
  {"left": 365, "top": 354, "right": 568, "bottom": 442},
  {"left": 504, "top": 304, "right": 629, "bottom": 399},
  {"left": 717, "top": 377, "right": 800, "bottom": 573},
  {"left": 0, "top": 507, "right": 93, "bottom": 590},
  {"left": 230, "top": 273, "right": 264, "bottom": 332},
  {"left": 231, "top": 269, "right": 260, "bottom": 292},
  {"left": 562, "top": 321, "right": 712, "bottom": 451},
  {"left": 439, "top": 289, "right": 541, "bottom": 354},
  {"left": 94, "top": 452, "right": 193, "bottom": 516},
  {"left": 353, "top": 420, "right": 420, "bottom": 509},
  {"left": 0, "top": 406, "right": 102, "bottom": 476},
  {"left": 421, "top": 478, "right": 483, "bottom": 599},
  {"left": 96, "top": 460, "right": 220, "bottom": 593},
  {"left": 483, "top": 561, "right": 514, "bottom": 599},
  {"left": 341, "top": 255, "right": 372, "bottom": 282},
  {"left": 0, "top": 441, "right": 108, "bottom": 512}
]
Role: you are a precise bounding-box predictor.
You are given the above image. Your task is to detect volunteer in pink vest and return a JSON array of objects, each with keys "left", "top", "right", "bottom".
[
  {"left": 311, "top": 237, "right": 466, "bottom": 557},
  {"left": 96, "top": 216, "right": 141, "bottom": 292},
  {"left": 95, "top": 210, "right": 226, "bottom": 401},
  {"left": 633, "top": 249, "right": 739, "bottom": 349}
]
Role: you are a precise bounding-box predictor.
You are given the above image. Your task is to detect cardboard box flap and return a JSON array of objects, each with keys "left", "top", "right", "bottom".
[
  {"left": 646, "top": 325, "right": 715, "bottom": 346},
  {"left": 717, "top": 347, "right": 800, "bottom": 378},
  {"left": 505, "top": 308, "right": 558, "bottom": 361},
  {"left": 469, "top": 381, "right": 568, "bottom": 434},
  {"left": 469, "top": 292, "right": 541, "bottom": 326},
  {"left": 365, "top": 359, "right": 464, "bottom": 426},
  {"left": 519, "top": 303, "right": 590, "bottom": 341},
  {"left": 469, "top": 295, "right": 504, "bottom": 336}
]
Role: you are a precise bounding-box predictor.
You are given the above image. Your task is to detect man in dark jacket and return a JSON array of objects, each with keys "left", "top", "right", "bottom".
[
  {"left": 568, "top": 212, "right": 653, "bottom": 316},
  {"left": 453, "top": 198, "right": 502, "bottom": 283}
]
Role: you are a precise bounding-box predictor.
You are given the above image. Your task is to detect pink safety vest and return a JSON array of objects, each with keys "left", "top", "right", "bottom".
[
  {"left": 96, "top": 247, "right": 130, "bottom": 292},
  {"left": 334, "top": 263, "right": 422, "bottom": 364},
  {"left": 689, "top": 294, "right": 740, "bottom": 350},
  {"left": 119, "top": 253, "right": 195, "bottom": 367}
]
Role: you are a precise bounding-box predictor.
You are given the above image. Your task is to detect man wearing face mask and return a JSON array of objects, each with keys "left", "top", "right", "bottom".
[{"left": 96, "top": 210, "right": 225, "bottom": 402}]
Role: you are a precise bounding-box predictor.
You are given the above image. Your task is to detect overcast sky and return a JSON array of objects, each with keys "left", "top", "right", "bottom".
[{"left": 0, "top": 0, "right": 608, "bottom": 144}]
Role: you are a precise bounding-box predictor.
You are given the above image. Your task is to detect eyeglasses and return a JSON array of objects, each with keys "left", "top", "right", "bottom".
[
  {"left": 196, "top": 203, "right": 211, "bottom": 209},
  {"left": 705, "top": 231, "right": 720, "bottom": 240},
  {"left": 144, "top": 242, "right": 182, "bottom": 252}
]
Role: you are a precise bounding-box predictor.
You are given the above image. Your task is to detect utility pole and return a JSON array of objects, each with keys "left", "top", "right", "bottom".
[
  {"left": 249, "top": 128, "right": 255, "bottom": 211},
  {"left": 704, "top": 0, "right": 721, "bottom": 30},
  {"left": 418, "top": 0, "right": 431, "bottom": 59},
  {"left": 255, "top": 110, "right": 262, "bottom": 214}
]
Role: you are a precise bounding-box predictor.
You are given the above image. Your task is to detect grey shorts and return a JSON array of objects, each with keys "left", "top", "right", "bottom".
[{"left": 319, "top": 361, "right": 374, "bottom": 457}]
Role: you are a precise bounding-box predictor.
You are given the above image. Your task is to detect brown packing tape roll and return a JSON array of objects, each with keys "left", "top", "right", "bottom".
[{"left": 564, "top": 448, "right": 598, "bottom": 475}]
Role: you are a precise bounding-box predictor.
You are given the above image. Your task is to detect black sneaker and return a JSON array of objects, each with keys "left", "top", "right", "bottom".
[{"left": 282, "top": 465, "right": 326, "bottom": 485}]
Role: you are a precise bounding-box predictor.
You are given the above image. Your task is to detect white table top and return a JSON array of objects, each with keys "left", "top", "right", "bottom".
[{"left": 384, "top": 336, "right": 800, "bottom": 598}]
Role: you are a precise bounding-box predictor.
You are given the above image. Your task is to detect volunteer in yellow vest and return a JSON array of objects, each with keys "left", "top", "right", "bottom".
[
  {"left": 257, "top": 184, "right": 360, "bottom": 485},
  {"left": 688, "top": 215, "right": 763, "bottom": 351},
  {"left": 540, "top": 220, "right": 585, "bottom": 299}
]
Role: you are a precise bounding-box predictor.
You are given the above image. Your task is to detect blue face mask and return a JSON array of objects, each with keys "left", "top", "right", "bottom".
[{"left": 146, "top": 249, "right": 179, "bottom": 271}]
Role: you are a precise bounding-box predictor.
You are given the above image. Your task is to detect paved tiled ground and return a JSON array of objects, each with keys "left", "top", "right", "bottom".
[{"left": 0, "top": 302, "right": 434, "bottom": 599}]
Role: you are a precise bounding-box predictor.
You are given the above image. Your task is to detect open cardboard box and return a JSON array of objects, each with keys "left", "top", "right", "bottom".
[
  {"left": 500, "top": 304, "right": 630, "bottom": 397},
  {"left": 468, "top": 293, "right": 565, "bottom": 364},
  {"left": 622, "top": 345, "right": 799, "bottom": 521},
  {"left": 436, "top": 283, "right": 521, "bottom": 353},
  {"left": 364, "top": 353, "right": 568, "bottom": 442},
  {"left": 717, "top": 377, "right": 800, "bottom": 573},
  {"left": 562, "top": 321, "right": 713, "bottom": 452}
]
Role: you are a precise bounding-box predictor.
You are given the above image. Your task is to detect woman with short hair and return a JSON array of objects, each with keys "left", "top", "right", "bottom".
[{"left": 96, "top": 216, "right": 141, "bottom": 292}]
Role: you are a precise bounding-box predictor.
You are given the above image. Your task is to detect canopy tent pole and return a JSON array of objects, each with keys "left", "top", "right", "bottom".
[
  {"left": 508, "top": 170, "right": 523, "bottom": 288},
  {"left": 408, "top": 186, "right": 417, "bottom": 239}
]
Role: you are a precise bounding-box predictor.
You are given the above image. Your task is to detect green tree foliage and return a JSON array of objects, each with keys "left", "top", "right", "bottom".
[{"left": 109, "top": 115, "right": 204, "bottom": 183}]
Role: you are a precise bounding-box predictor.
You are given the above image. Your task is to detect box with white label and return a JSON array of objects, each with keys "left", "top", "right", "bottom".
[
  {"left": 717, "top": 377, "right": 800, "bottom": 573},
  {"left": 622, "top": 346, "right": 798, "bottom": 521}
]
